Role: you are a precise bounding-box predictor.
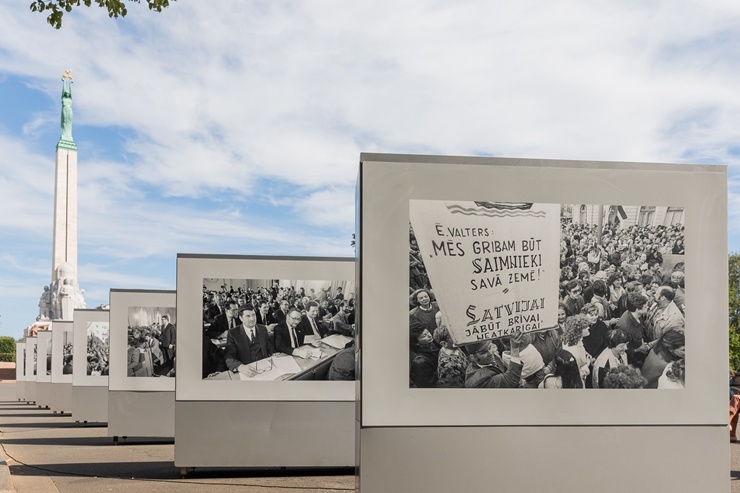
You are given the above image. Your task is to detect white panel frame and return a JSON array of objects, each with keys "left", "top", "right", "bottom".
[
  {"left": 109, "top": 289, "right": 176, "bottom": 392},
  {"left": 359, "top": 153, "right": 727, "bottom": 427},
  {"left": 15, "top": 342, "right": 25, "bottom": 382},
  {"left": 72, "top": 309, "right": 110, "bottom": 387},
  {"left": 176, "top": 254, "right": 355, "bottom": 402},
  {"left": 24, "top": 337, "right": 37, "bottom": 379}
]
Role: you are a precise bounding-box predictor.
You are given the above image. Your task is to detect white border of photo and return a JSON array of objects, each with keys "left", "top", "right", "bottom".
[
  {"left": 72, "top": 309, "right": 110, "bottom": 387},
  {"left": 176, "top": 254, "right": 355, "bottom": 402},
  {"left": 109, "top": 289, "right": 176, "bottom": 392},
  {"left": 358, "top": 153, "right": 727, "bottom": 427}
]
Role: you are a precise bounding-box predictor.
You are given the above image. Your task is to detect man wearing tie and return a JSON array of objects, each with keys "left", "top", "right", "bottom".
[
  {"left": 224, "top": 305, "right": 274, "bottom": 375},
  {"left": 271, "top": 299, "right": 290, "bottom": 324},
  {"left": 297, "top": 301, "right": 328, "bottom": 341},
  {"left": 274, "top": 308, "right": 309, "bottom": 356},
  {"left": 208, "top": 301, "right": 238, "bottom": 339}
]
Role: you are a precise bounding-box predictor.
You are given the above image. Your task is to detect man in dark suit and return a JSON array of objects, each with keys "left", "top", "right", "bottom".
[
  {"left": 160, "top": 314, "right": 176, "bottom": 366},
  {"left": 271, "top": 299, "right": 290, "bottom": 324},
  {"left": 208, "top": 301, "right": 239, "bottom": 339},
  {"left": 296, "top": 301, "right": 328, "bottom": 340},
  {"left": 203, "top": 292, "right": 221, "bottom": 324},
  {"left": 224, "top": 305, "right": 274, "bottom": 376},
  {"left": 256, "top": 300, "right": 275, "bottom": 326},
  {"left": 274, "top": 308, "right": 308, "bottom": 356}
]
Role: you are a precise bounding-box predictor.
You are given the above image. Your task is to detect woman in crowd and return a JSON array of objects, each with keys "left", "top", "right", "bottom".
[
  {"left": 592, "top": 329, "right": 630, "bottom": 389},
  {"left": 432, "top": 312, "right": 468, "bottom": 388},
  {"left": 538, "top": 349, "right": 583, "bottom": 389},
  {"left": 409, "top": 318, "right": 440, "bottom": 388},
  {"left": 409, "top": 288, "right": 439, "bottom": 334},
  {"left": 561, "top": 315, "right": 593, "bottom": 387},
  {"left": 580, "top": 303, "right": 608, "bottom": 363},
  {"left": 640, "top": 327, "right": 685, "bottom": 389}
]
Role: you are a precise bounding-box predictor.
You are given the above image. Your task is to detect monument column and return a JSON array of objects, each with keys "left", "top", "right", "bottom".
[{"left": 38, "top": 70, "right": 84, "bottom": 321}]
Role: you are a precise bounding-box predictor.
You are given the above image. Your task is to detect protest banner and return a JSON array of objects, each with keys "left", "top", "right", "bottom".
[{"left": 409, "top": 200, "right": 560, "bottom": 344}]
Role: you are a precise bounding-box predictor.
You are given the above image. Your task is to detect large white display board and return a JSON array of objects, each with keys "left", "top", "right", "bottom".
[
  {"left": 72, "top": 309, "right": 110, "bottom": 387},
  {"left": 359, "top": 154, "right": 727, "bottom": 427},
  {"left": 176, "top": 254, "right": 355, "bottom": 402},
  {"left": 109, "top": 289, "right": 176, "bottom": 392},
  {"left": 15, "top": 342, "right": 26, "bottom": 402},
  {"left": 15, "top": 342, "right": 25, "bottom": 382}
]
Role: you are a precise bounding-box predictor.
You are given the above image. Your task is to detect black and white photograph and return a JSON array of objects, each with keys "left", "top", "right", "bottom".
[
  {"left": 62, "top": 330, "right": 73, "bottom": 375},
  {"left": 409, "top": 200, "right": 686, "bottom": 390},
  {"left": 45, "top": 335, "right": 52, "bottom": 376},
  {"left": 127, "top": 306, "right": 177, "bottom": 378},
  {"left": 86, "top": 321, "right": 109, "bottom": 376},
  {"left": 202, "top": 278, "right": 355, "bottom": 382}
]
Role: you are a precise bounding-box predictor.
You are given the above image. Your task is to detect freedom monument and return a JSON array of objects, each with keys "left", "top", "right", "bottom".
[{"left": 37, "top": 70, "right": 86, "bottom": 322}]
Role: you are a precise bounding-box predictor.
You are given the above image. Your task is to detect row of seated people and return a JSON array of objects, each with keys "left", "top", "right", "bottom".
[{"left": 203, "top": 300, "right": 355, "bottom": 380}]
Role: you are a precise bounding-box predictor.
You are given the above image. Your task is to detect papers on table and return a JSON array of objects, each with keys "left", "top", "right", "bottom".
[
  {"left": 293, "top": 346, "right": 322, "bottom": 360},
  {"left": 238, "top": 355, "right": 303, "bottom": 381},
  {"left": 320, "top": 334, "right": 353, "bottom": 349}
]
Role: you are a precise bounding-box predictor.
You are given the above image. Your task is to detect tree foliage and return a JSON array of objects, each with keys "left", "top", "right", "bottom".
[
  {"left": 30, "top": 0, "right": 174, "bottom": 29},
  {"left": 0, "top": 337, "right": 15, "bottom": 363},
  {"left": 730, "top": 253, "right": 740, "bottom": 370}
]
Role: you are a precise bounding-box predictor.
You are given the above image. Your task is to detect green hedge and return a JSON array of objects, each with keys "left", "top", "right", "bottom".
[{"left": 0, "top": 337, "right": 15, "bottom": 363}]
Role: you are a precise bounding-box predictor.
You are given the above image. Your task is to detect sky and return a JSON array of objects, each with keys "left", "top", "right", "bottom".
[{"left": 1, "top": 1, "right": 740, "bottom": 339}]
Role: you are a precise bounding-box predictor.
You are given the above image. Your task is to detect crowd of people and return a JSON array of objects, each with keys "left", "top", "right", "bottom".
[
  {"left": 127, "top": 314, "right": 176, "bottom": 377},
  {"left": 409, "top": 221, "right": 686, "bottom": 390},
  {"left": 86, "top": 333, "right": 109, "bottom": 376},
  {"left": 202, "top": 281, "right": 355, "bottom": 380}
]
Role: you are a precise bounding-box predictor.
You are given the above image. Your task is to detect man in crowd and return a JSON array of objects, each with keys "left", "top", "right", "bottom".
[
  {"left": 331, "top": 301, "right": 355, "bottom": 336},
  {"left": 563, "top": 280, "right": 585, "bottom": 316},
  {"left": 274, "top": 307, "right": 309, "bottom": 356},
  {"left": 272, "top": 299, "right": 290, "bottom": 324},
  {"left": 464, "top": 333, "right": 524, "bottom": 388},
  {"left": 160, "top": 314, "right": 176, "bottom": 369},
  {"left": 615, "top": 292, "right": 650, "bottom": 366},
  {"left": 209, "top": 300, "right": 239, "bottom": 339},
  {"left": 203, "top": 292, "right": 221, "bottom": 324},
  {"left": 224, "top": 305, "right": 274, "bottom": 376},
  {"left": 256, "top": 300, "right": 275, "bottom": 326},
  {"left": 298, "top": 301, "right": 328, "bottom": 341},
  {"left": 645, "top": 286, "right": 685, "bottom": 345}
]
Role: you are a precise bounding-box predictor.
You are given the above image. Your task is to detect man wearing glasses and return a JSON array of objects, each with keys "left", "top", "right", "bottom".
[
  {"left": 225, "top": 305, "right": 274, "bottom": 376},
  {"left": 274, "top": 308, "right": 311, "bottom": 357},
  {"left": 563, "top": 279, "right": 585, "bottom": 317}
]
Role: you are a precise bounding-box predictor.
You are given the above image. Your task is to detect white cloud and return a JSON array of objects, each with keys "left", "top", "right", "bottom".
[{"left": 1, "top": 0, "right": 740, "bottom": 333}]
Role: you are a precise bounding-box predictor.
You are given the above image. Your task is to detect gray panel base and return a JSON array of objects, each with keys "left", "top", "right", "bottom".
[
  {"left": 49, "top": 383, "right": 73, "bottom": 414},
  {"left": 15, "top": 381, "right": 25, "bottom": 401},
  {"left": 24, "top": 381, "right": 36, "bottom": 403},
  {"left": 72, "top": 385, "right": 108, "bottom": 423},
  {"left": 357, "top": 426, "right": 729, "bottom": 493},
  {"left": 35, "top": 382, "right": 51, "bottom": 408},
  {"left": 108, "top": 391, "right": 174, "bottom": 438},
  {"left": 175, "top": 401, "right": 354, "bottom": 468}
]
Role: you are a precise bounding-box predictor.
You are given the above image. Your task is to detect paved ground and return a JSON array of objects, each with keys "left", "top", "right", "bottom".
[{"left": 0, "top": 382, "right": 353, "bottom": 493}]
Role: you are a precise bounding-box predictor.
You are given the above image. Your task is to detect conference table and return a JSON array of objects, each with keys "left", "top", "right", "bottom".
[{"left": 205, "top": 333, "right": 351, "bottom": 381}]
